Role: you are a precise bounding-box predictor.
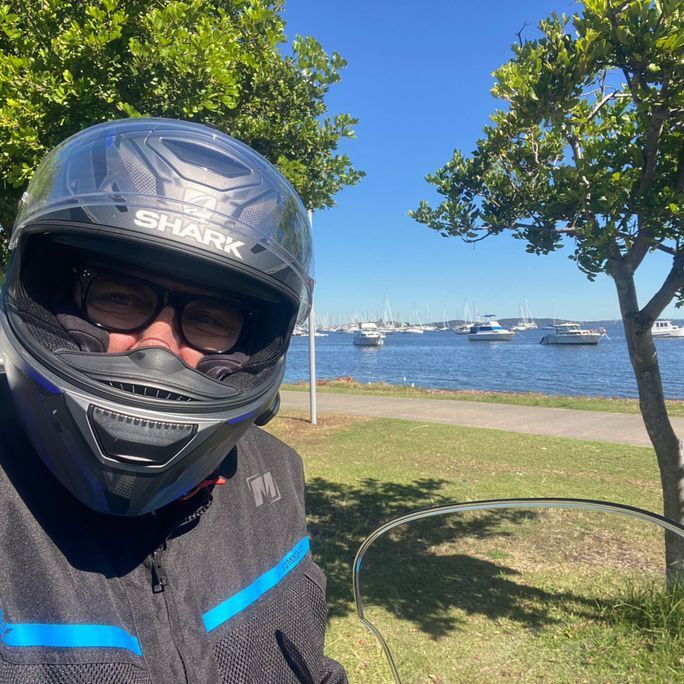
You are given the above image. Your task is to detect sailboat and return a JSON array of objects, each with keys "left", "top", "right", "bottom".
[
  {"left": 405, "top": 303, "right": 425, "bottom": 333},
  {"left": 452, "top": 301, "right": 474, "bottom": 334},
  {"left": 438, "top": 310, "right": 449, "bottom": 331},
  {"left": 512, "top": 301, "right": 537, "bottom": 332}
]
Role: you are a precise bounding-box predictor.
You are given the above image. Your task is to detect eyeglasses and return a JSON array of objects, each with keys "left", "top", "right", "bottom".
[{"left": 75, "top": 266, "right": 255, "bottom": 354}]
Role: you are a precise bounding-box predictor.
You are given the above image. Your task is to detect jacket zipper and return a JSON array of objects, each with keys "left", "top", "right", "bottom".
[
  {"left": 150, "top": 543, "right": 168, "bottom": 593},
  {"left": 148, "top": 532, "right": 190, "bottom": 681}
]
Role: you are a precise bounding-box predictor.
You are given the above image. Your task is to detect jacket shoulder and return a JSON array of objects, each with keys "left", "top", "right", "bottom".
[{"left": 240, "top": 425, "right": 302, "bottom": 465}]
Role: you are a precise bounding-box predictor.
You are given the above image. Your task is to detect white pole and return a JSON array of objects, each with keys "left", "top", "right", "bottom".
[{"left": 307, "top": 209, "right": 317, "bottom": 425}]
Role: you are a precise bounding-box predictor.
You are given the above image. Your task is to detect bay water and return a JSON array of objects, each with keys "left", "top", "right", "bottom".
[{"left": 284, "top": 322, "right": 684, "bottom": 399}]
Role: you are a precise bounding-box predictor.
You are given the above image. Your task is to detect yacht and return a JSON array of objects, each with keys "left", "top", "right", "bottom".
[
  {"left": 452, "top": 302, "right": 474, "bottom": 334},
  {"left": 651, "top": 320, "right": 684, "bottom": 338},
  {"left": 353, "top": 322, "right": 385, "bottom": 347},
  {"left": 511, "top": 302, "right": 537, "bottom": 332},
  {"left": 468, "top": 317, "right": 514, "bottom": 341},
  {"left": 540, "top": 322, "right": 604, "bottom": 345}
]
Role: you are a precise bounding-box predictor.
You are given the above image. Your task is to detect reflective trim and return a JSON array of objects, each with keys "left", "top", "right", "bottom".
[
  {"left": 26, "top": 367, "right": 61, "bottom": 394},
  {"left": 227, "top": 409, "right": 258, "bottom": 425},
  {"left": 203, "top": 536, "right": 310, "bottom": 632},
  {"left": 1, "top": 622, "right": 142, "bottom": 656}
]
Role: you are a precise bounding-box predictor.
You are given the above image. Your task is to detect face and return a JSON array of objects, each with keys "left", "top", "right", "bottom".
[{"left": 74, "top": 262, "right": 242, "bottom": 369}]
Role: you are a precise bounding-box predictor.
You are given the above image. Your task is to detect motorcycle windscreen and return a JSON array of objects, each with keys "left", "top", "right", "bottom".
[{"left": 353, "top": 500, "right": 684, "bottom": 684}]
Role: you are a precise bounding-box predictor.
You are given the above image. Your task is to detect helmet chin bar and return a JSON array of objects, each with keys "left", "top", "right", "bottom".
[{"left": 56, "top": 347, "right": 241, "bottom": 402}]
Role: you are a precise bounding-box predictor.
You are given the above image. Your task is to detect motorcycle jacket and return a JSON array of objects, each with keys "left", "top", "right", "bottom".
[{"left": 0, "top": 373, "right": 347, "bottom": 684}]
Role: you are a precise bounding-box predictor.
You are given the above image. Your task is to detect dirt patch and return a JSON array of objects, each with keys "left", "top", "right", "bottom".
[{"left": 265, "top": 409, "right": 369, "bottom": 445}]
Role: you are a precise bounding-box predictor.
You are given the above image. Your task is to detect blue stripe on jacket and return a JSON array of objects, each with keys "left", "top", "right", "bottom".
[
  {"left": 203, "top": 535, "right": 310, "bottom": 632},
  {"left": 0, "top": 622, "right": 142, "bottom": 656}
]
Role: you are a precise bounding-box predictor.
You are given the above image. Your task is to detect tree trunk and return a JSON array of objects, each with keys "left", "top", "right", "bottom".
[{"left": 611, "top": 270, "right": 684, "bottom": 577}]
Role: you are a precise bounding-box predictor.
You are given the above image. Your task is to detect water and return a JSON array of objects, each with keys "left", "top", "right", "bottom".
[{"left": 284, "top": 323, "right": 684, "bottom": 399}]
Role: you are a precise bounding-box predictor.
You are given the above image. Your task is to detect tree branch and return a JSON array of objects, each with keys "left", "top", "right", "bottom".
[
  {"left": 564, "top": 127, "right": 583, "bottom": 165},
  {"left": 639, "top": 107, "right": 667, "bottom": 193},
  {"left": 588, "top": 91, "right": 630, "bottom": 120},
  {"left": 515, "top": 23, "right": 529, "bottom": 47},
  {"left": 463, "top": 222, "right": 676, "bottom": 259},
  {"left": 641, "top": 250, "right": 684, "bottom": 322},
  {"left": 622, "top": 220, "right": 652, "bottom": 273},
  {"left": 675, "top": 142, "right": 684, "bottom": 194},
  {"left": 616, "top": 229, "right": 676, "bottom": 256},
  {"left": 465, "top": 222, "right": 578, "bottom": 239}
]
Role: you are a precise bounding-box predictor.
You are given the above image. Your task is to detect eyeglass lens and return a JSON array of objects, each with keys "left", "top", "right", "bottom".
[{"left": 85, "top": 274, "right": 243, "bottom": 352}]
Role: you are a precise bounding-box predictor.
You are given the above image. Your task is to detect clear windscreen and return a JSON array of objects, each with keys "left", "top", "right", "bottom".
[{"left": 354, "top": 500, "right": 684, "bottom": 683}]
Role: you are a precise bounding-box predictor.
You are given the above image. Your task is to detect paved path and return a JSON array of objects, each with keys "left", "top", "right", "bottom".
[{"left": 280, "top": 390, "right": 684, "bottom": 448}]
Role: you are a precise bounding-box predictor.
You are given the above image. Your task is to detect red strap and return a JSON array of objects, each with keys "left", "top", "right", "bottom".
[{"left": 178, "top": 476, "right": 227, "bottom": 502}]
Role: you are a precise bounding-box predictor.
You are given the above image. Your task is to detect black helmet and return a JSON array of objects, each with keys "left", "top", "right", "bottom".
[{"left": 0, "top": 118, "right": 312, "bottom": 516}]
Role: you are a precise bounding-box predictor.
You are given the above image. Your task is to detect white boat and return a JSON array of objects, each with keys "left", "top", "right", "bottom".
[
  {"left": 452, "top": 301, "right": 474, "bottom": 334},
  {"left": 353, "top": 322, "right": 385, "bottom": 347},
  {"left": 468, "top": 316, "right": 514, "bottom": 341},
  {"left": 540, "top": 322, "right": 604, "bottom": 345},
  {"left": 651, "top": 320, "right": 684, "bottom": 338},
  {"left": 512, "top": 301, "right": 537, "bottom": 332}
]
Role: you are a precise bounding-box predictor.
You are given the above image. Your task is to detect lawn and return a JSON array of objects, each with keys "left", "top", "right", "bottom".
[{"left": 265, "top": 411, "right": 683, "bottom": 683}]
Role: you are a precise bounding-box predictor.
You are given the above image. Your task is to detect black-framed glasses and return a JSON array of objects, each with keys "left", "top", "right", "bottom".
[{"left": 75, "top": 266, "right": 255, "bottom": 354}]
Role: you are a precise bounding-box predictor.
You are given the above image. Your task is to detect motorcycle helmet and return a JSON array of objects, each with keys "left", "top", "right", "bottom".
[{"left": 0, "top": 118, "right": 313, "bottom": 516}]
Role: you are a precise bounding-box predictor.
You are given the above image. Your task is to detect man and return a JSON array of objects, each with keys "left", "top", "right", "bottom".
[{"left": 0, "top": 118, "right": 347, "bottom": 683}]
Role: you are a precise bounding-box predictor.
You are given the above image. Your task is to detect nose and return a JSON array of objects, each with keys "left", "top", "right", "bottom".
[{"left": 133, "top": 305, "right": 182, "bottom": 354}]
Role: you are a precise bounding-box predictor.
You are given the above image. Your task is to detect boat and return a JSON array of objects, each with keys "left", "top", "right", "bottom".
[
  {"left": 452, "top": 301, "right": 474, "bottom": 334},
  {"left": 378, "top": 296, "right": 397, "bottom": 334},
  {"left": 651, "top": 320, "right": 684, "bottom": 338},
  {"left": 512, "top": 301, "right": 537, "bottom": 332},
  {"left": 353, "top": 322, "right": 385, "bottom": 347},
  {"left": 407, "top": 304, "right": 428, "bottom": 333},
  {"left": 468, "top": 316, "right": 514, "bottom": 341},
  {"left": 540, "top": 322, "right": 604, "bottom": 345}
]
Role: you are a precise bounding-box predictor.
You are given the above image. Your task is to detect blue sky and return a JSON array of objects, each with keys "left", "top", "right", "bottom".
[{"left": 283, "top": 0, "right": 679, "bottom": 324}]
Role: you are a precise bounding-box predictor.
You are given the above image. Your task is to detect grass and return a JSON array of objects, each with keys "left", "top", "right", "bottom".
[
  {"left": 282, "top": 379, "right": 684, "bottom": 417},
  {"left": 265, "top": 411, "right": 684, "bottom": 683}
]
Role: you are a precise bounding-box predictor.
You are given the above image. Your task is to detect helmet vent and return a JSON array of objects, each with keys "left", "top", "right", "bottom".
[
  {"left": 89, "top": 405, "right": 198, "bottom": 466},
  {"left": 102, "top": 380, "right": 196, "bottom": 402}
]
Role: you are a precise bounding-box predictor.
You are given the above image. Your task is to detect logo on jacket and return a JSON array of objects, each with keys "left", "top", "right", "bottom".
[{"left": 247, "top": 472, "right": 281, "bottom": 507}]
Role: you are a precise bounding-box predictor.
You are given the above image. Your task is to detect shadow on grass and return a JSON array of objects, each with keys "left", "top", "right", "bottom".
[{"left": 307, "top": 477, "right": 601, "bottom": 637}]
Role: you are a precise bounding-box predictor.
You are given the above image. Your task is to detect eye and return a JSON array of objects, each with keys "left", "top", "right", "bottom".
[
  {"left": 182, "top": 301, "right": 244, "bottom": 350},
  {"left": 185, "top": 310, "right": 226, "bottom": 329},
  {"left": 99, "top": 292, "right": 139, "bottom": 307}
]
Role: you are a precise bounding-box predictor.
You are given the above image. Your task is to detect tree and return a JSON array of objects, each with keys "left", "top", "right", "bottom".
[
  {"left": 410, "top": 0, "right": 684, "bottom": 571},
  {"left": 0, "top": 0, "right": 363, "bottom": 267}
]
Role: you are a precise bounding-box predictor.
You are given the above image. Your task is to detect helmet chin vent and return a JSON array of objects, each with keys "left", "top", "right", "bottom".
[
  {"left": 89, "top": 405, "right": 198, "bottom": 465},
  {"left": 102, "top": 381, "right": 197, "bottom": 402}
]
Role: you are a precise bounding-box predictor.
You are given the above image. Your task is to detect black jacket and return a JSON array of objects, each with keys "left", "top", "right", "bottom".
[{"left": 0, "top": 376, "right": 347, "bottom": 683}]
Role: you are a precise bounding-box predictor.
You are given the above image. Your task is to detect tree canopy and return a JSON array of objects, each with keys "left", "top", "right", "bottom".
[
  {"left": 0, "top": 0, "right": 363, "bottom": 264},
  {"left": 411, "top": 0, "right": 682, "bottom": 310}
]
